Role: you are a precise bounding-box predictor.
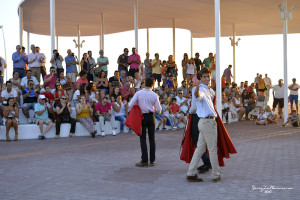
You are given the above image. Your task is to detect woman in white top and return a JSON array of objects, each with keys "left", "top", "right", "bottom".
[
  {"left": 112, "top": 95, "right": 128, "bottom": 134},
  {"left": 3, "top": 98, "right": 19, "bottom": 141},
  {"left": 233, "top": 92, "right": 246, "bottom": 120},
  {"left": 9, "top": 71, "right": 21, "bottom": 104},
  {"left": 185, "top": 58, "right": 196, "bottom": 92}
]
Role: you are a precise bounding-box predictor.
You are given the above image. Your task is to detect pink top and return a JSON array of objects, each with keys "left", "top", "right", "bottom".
[
  {"left": 43, "top": 74, "right": 58, "bottom": 89},
  {"left": 129, "top": 88, "right": 161, "bottom": 114},
  {"left": 96, "top": 102, "right": 111, "bottom": 114},
  {"left": 76, "top": 78, "right": 89, "bottom": 89},
  {"left": 128, "top": 54, "right": 141, "bottom": 69}
]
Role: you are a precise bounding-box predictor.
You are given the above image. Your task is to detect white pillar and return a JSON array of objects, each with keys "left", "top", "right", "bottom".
[
  {"left": 100, "top": 13, "right": 104, "bottom": 50},
  {"left": 147, "top": 28, "right": 149, "bottom": 53},
  {"left": 50, "top": 0, "right": 56, "bottom": 57},
  {"left": 134, "top": 0, "right": 138, "bottom": 50},
  {"left": 77, "top": 25, "right": 80, "bottom": 60},
  {"left": 283, "top": 0, "right": 288, "bottom": 123},
  {"left": 215, "top": 0, "right": 222, "bottom": 116},
  {"left": 19, "top": 7, "right": 23, "bottom": 46},
  {"left": 27, "top": 32, "right": 30, "bottom": 54},
  {"left": 173, "top": 18, "right": 176, "bottom": 58},
  {"left": 232, "top": 24, "right": 236, "bottom": 82},
  {"left": 190, "top": 31, "right": 193, "bottom": 57},
  {"left": 56, "top": 35, "right": 58, "bottom": 50}
]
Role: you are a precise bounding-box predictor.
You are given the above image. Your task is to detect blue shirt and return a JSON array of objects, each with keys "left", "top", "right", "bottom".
[
  {"left": 12, "top": 51, "right": 28, "bottom": 69},
  {"left": 34, "top": 102, "right": 50, "bottom": 120},
  {"left": 196, "top": 84, "right": 217, "bottom": 118},
  {"left": 165, "top": 80, "right": 174, "bottom": 87},
  {"left": 65, "top": 56, "right": 76, "bottom": 73},
  {"left": 22, "top": 88, "right": 38, "bottom": 103}
]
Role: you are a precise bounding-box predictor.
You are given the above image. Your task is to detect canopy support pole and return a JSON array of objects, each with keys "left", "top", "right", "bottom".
[
  {"left": 19, "top": 7, "right": 23, "bottom": 46},
  {"left": 100, "top": 13, "right": 104, "bottom": 50},
  {"left": 191, "top": 31, "right": 193, "bottom": 57},
  {"left": 56, "top": 35, "right": 58, "bottom": 51},
  {"left": 27, "top": 32, "right": 30, "bottom": 54},
  {"left": 147, "top": 28, "right": 149, "bottom": 53},
  {"left": 134, "top": 0, "right": 138, "bottom": 50},
  {"left": 173, "top": 18, "right": 175, "bottom": 58},
  {"left": 50, "top": 0, "right": 56, "bottom": 56},
  {"left": 232, "top": 24, "right": 236, "bottom": 82},
  {"left": 215, "top": 0, "right": 222, "bottom": 116},
  {"left": 77, "top": 25, "right": 80, "bottom": 73}
]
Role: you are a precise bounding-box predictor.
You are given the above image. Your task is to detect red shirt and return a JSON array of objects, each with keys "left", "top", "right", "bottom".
[
  {"left": 170, "top": 104, "right": 180, "bottom": 114},
  {"left": 121, "top": 87, "right": 135, "bottom": 101},
  {"left": 42, "top": 92, "right": 54, "bottom": 104},
  {"left": 96, "top": 102, "right": 111, "bottom": 114}
]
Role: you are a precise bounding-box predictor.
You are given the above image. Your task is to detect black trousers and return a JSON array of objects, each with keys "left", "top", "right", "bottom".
[
  {"left": 140, "top": 113, "right": 155, "bottom": 163},
  {"left": 56, "top": 117, "right": 76, "bottom": 135}
]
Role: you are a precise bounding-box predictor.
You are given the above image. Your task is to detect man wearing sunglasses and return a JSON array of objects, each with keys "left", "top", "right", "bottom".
[
  {"left": 117, "top": 48, "right": 129, "bottom": 75},
  {"left": 22, "top": 80, "right": 39, "bottom": 124}
]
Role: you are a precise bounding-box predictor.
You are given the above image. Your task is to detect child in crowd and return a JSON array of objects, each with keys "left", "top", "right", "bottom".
[
  {"left": 133, "top": 72, "right": 142, "bottom": 92},
  {"left": 169, "top": 98, "right": 187, "bottom": 128},
  {"left": 265, "top": 105, "right": 277, "bottom": 124},
  {"left": 161, "top": 99, "right": 176, "bottom": 129},
  {"left": 161, "top": 61, "right": 167, "bottom": 84},
  {"left": 155, "top": 103, "right": 167, "bottom": 131},
  {"left": 165, "top": 75, "right": 175, "bottom": 88},
  {"left": 167, "top": 85, "right": 177, "bottom": 99},
  {"left": 228, "top": 97, "right": 237, "bottom": 119},
  {"left": 42, "top": 85, "right": 54, "bottom": 105},
  {"left": 281, "top": 110, "right": 299, "bottom": 127},
  {"left": 255, "top": 107, "right": 267, "bottom": 125},
  {"left": 222, "top": 92, "right": 230, "bottom": 123}
]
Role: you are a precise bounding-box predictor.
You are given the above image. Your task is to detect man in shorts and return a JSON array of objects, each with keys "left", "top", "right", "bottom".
[
  {"left": 281, "top": 110, "right": 299, "bottom": 127},
  {"left": 288, "top": 78, "right": 299, "bottom": 114},
  {"left": 151, "top": 53, "right": 163, "bottom": 87},
  {"left": 65, "top": 49, "right": 78, "bottom": 85}
]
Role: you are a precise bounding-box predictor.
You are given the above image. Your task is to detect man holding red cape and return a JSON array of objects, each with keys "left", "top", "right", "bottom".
[{"left": 184, "top": 67, "right": 237, "bottom": 183}]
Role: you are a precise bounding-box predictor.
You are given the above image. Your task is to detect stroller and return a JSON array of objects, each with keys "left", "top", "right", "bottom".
[{"left": 249, "top": 95, "right": 267, "bottom": 120}]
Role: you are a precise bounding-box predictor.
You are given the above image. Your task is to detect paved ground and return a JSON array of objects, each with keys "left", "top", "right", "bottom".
[{"left": 0, "top": 120, "right": 299, "bottom": 200}]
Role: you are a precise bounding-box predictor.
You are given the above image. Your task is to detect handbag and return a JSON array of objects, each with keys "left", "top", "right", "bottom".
[{"left": 61, "top": 78, "right": 72, "bottom": 90}]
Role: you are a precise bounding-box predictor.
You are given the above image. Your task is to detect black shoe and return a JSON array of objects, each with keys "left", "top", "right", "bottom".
[
  {"left": 135, "top": 161, "right": 148, "bottom": 167},
  {"left": 186, "top": 175, "right": 203, "bottom": 182},
  {"left": 198, "top": 165, "right": 211, "bottom": 174},
  {"left": 213, "top": 175, "right": 221, "bottom": 183},
  {"left": 91, "top": 130, "right": 96, "bottom": 138},
  {"left": 149, "top": 162, "right": 156, "bottom": 167}
]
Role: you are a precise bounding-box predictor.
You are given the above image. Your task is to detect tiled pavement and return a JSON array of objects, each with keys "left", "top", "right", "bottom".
[{"left": 0, "top": 120, "right": 299, "bottom": 200}]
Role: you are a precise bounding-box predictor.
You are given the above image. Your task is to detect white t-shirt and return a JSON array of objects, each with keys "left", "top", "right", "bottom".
[
  {"left": 289, "top": 84, "right": 300, "bottom": 95},
  {"left": 1, "top": 89, "right": 18, "bottom": 100},
  {"left": 265, "top": 111, "right": 274, "bottom": 118},
  {"left": 264, "top": 77, "right": 272, "bottom": 86},
  {"left": 186, "top": 63, "right": 195, "bottom": 75},
  {"left": 73, "top": 90, "right": 80, "bottom": 100},
  {"left": 258, "top": 113, "right": 267, "bottom": 121},
  {"left": 176, "top": 96, "right": 189, "bottom": 114},
  {"left": 20, "top": 76, "right": 40, "bottom": 88},
  {"left": 134, "top": 78, "right": 142, "bottom": 89},
  {"left": 273, "top": 85, "right": 284, "bottom": 98}
]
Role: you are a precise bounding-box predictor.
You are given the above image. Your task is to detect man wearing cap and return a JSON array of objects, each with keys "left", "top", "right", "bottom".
[{"left": 34, "top": 94, "right": 54, "bottom": 140}]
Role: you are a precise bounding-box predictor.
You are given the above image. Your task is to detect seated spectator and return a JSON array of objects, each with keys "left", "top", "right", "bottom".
[
  {"left": 224, "top": 83, "right": 231, "bottom": 97},
  {"left": 112, "top": 95, "right": 128, "bottom": 134},
  {"left": 22, "top": 80, "right": 39, "bottom": 124},
  {"left": 1, "top": 81, "right": 18, "bottom": 104},
  {"left": 96, "top": 97, "right": 117, "bottom": 136},
  {"left": 188, "top": 81, "right": 194, "bottom": 96},
  {"left": 9, "top": 71, "right": 21, "bottom": 103},
  {"left": 239, "top": 82, "right": 245, "bottom": 94},
  {"left": 76, "top": 95, "right": 97, "bottom": 137},
  {"left": 42, "top": 85, "right": 54, "bottom": 105},
  {"left": 177, "top": 80, "right": 188, "bottom": 97},
  {"left": 155, "top": 109, "right": 167, "bottom": 131},
  {"left": 165, "top": 75, "right": 175, "bottom": 88},
  {"left": 109, "top": 70, "right": 123, "bottom": 96},
  {"left": 231, "top": 83, "right": 238, "bottom": 97},
  {"left": 265, "top": 105, "right": 277, "bottom": 124},
  {"left": 228, "top": 96, "right": 237, "bottom": 119},
  {"left": 20, "top": 70, "right": 39, "bottom": 90},
  {"left": 255, "top": 107, "right": 267, "bottom": 125},
  {"left": 120, "top": 69, "right": 129, "bottom": 84},
  {"left": 281, "top": 110, "right": 299, "bottom": 127},
  {"left": 176, "top": 89, "right": 189, "bottom": 116},
  {"left": 247, "top": 83, "right": 255, "bottom": 94},
  {"left": 72, "top": 83, "right": 86, "bottom": 106},
  {"left": 133, "top": 72, "right": 143, "bottom": 92},
  {"left": 34, "top": 95, "right": 54, "bottom": 140},
  {"left": 241, "top": 90, "right": 252, "bottom": 120},
  {"left": 99, "top": 89, "right": 106, "bottom": 102},
  {"left": 169, "top": 97, "right": 186, "bottom": 128},
  {"left": 222, "top": 92, "right": 230, "bottom": 123},
  {"left": 76, "top": 70, "right": 89, "bottom": 90},
  {"left": 55, "top": 95, "right": 76, "bottom": 138},
  {"left": 2, "top": 98, "right": 19, "bottom": 141},
  {"left": 53, "top": 83, "right": 66, "bottom": 107},
  {"left": 96, "top": 70, "right": 109, "bottom": 95},
  {"left": 57, "top": 70, "right": 73, "bottom": 102},
  {"left": 43, "top": 66, "right": 57, "bottom": 92},
  {"left": 161, "top": 99, "right": 175, "bottom": 129},
  {"left": 167, "top": 85, "right": 177, "bottom": 100},
  {"left": 221, "top": 75, "right": 226, "bottom": 92},
  {"left": 111, "top": 87, "right": 121, "bottom": 102},
  {"left": 86, "top": 82, "right": 100, "bottom": 102},
  {"left": 121, "top": 82, "right": 135, "bottom": 101},
  {"left": 232, "top": 92, "right": 246, "bottom": 120}
]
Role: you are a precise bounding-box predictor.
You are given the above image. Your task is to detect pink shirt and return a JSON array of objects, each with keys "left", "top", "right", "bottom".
[
  {"left": 76, "top": 78, "right": 88, "bottom": 89},
  {"left": 128, "top": 54, "right": 141, "bottom": 69},
  {"left": 96, "top": 102, "right": 111, "bottom": 114},
  {"left": 43, "top": 74, "right": 58, "bottom": 89},
  {"left": 129, "top": 88, "right": 161, "bottom": 114}
]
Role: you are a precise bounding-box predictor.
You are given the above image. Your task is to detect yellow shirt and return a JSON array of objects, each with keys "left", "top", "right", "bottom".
[
  {"left": 76, "top": 104, "right": 91, "bottom": 119},
  {"left": 151, "top": 59, "right": 161, "bottom": 74}
]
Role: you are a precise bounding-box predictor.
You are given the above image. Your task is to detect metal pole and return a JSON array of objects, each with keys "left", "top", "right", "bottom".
[
  {"left": 100, "top": 13, "right": 104, "bottom": 50},
  {"left": 134, "top": 0, "right": 138, "bottom": 50},
  {"left": 19, "top": 7, "right": 23, "bottom": 46},
  {"left": 173, "top": 18, "right": 175, "bottom": 58},
  {"left": 1, "top": 28, "right": 7, "bottom": 81},
  {"left": 56, "top": 35, "right": 58, "bottom": 50},
  {"left": 27, "top": 32, "right": 30, "bottom": 54},
  {"left": 191, "top": 31, "right": 193, "bottom": 57},
  {"left": 78, "top": 25, "right": 81, "bottom": 72},
  {"left": 50, "top": 0, "right": 55, "bottom": 57},
  {"left": 283, "top": 0, "right": 288, "bottom": 123},
  {"left": 147, "top": 28, "right": 149, "bottom": 53},
  {"left": 232, "top": 24, "right": 236, "bottom": 82},
  {"left": 215, "top": 0, "right": 222, "bottom": 116}
]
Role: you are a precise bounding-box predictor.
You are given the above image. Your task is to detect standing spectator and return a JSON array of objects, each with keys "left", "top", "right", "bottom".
[
  {"left": 50, "top": 49, "right": 64, "bottom": 74},
  {"left": 35, "top": 47, "right": 47, "bottom": 81},
  {"left": 1, "top": 81, "right": 18, "bottom": 104},
  {"left": 181, "top": 53, "right": 189, "bottom": 81},
  {"left": 0, "top": 56, "right": 7, "bottom": 87},
  {"left": 3, "top": 98, "right": 19, "bottom": 142},
  {"left": 264, "top": 74, "right": 272, "bottom": 102},
  {"left": 96, "top": 96, "right": 117, "bottom": 136},
  {"left": 20, "top": 69, "right": 40, "bottom": 90},
  {"left": 65, "top": 49, "right": 78, "bottom": 86},
  {"left": 257, "top": 74, "right": 267, "bottom": 96},
  {"left": 194, "top": 52, "right": 202, "bottom": 73},
  {"left": 186, "top": 58, "right": 196, "bottom": 91},
  {"left": 97, "top": 50, "right": 109, "bottom": 78},
  {"left": 117, "top": 48, "right": 129, "bottom": 74},
  {"left": 128, "top": 47, "right": 141, "bottom": 77},
  {"left": 165, "top": 55, "right": 177, "bottom": 82},
  {"left": 109, "top": 70, "right": 123, "bottom": 96},
  {"left": 223, "top": 65, "right": 233, "bottom": 84},
  {"left": 203, "top": 52, "right": 213, "bottom": 68},
  {"left": 57, "top": 70, "right": 73, "bottom": 102},
  {"left": 144, "top": 52, "right": 152, "bottom": 79},
  {"left": 42, "top": 85, "right": 54, "bottom": 105},
  {"left": 76, "top": 70, "right": 89, "bottom": 90},
  {"left": 96, "top": 70, "right": 109, "bottom": 95},
  {"left": 9, "top": 71, "right": 21, "bottom": 104},
  {"left": 80, "top": 53, "right": 92, "bottom": 81},
  {"left": 151, "top": 53, "right": 163, "bottom": 87},
  {"left": 12, "top": 45, "right": 28, "bottom": 78},
  {"left": 121, "top": 82, "right": 135, "bottom": 101},
  {"left": 22, "top": 80, "right": 39, "bottom": 124},
  {"left": 273, "top": 79, "right": 284, "bottom": 119},
  {"left": 288, "top": 78, "right": 299, "bottom": 114},
  {"left": 35, "top": 95, "right": 54, "bottom": 140},
  {"left": 254, "top": 73, "right": 260, "bottom": 95},
  {"left": 55, "top": 95, "right": 76, "bottom": 138},
  {"left": 76, "top": 95, "right": 97, "bottom": 137},
  {"left": 88, "top": 51, "right": 96, "bottom": 81},
  {"left": 43, "top": 67, "right": 57, "bottom": 92},
  {"left": 28, "top": 45, "right": 42, "bottom": 82},
  {"left": 112, "top": 95, "right": 128, "bottom": 134}
]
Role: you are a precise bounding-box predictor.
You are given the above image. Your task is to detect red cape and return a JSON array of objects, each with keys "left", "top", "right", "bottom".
[
  {"left": 180, "top": 98, "right": 237, "bottom": 166},
  {"left": 125, "top": 104, "right": 144, "bottom": 136}
]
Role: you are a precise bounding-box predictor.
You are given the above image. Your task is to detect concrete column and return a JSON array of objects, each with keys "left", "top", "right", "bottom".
[
  {"left": 100, "top": 13, "right": 104, "bottom": 50},
  {"left": 190, "top": 31, "right": 193, "bottom": 57},
  {"left": 147, "top": 28, "right": 149, "bottom": 53},
  {"left": 56, "top": 35, "right": 58, "bottom": 51},
  {"left": 232, "top": 24, "right": 236, "bottom": 82},
  {"left": 282, "top": 0, "right": 288, "bottom": 123},
  {"left": 19, "top": 7, "right": 23, "bottom": 46},
  {"left": 50, "top": 0, "right": 56, "bottom": 56},
  {"left": 173, "top": 18, "right": 175, "bottom": 58},
  {"left": 27, "top": 32, "right": 30, "bottom": 54},
  {"left": 134, "top": 0, "right": 138, "bottom": 50},
  {"left": 215, "top": 0, "right": 222, "bottom": 116}
]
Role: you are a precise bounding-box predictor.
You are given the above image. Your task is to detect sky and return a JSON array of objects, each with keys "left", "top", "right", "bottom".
[{"left": 0, "top": 0, "right": 300, "bottom": 87}]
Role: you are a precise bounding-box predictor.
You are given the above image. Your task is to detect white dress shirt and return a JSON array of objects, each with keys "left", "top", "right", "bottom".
[
  {"left": 189, "top": 86, "right": 197, "bottom": 114},
  {"left": 264, "top": 77, "right": 272, "bottom": 86},
  {"left": 196, "top": 84, "right": 217, "bottom": 118},
  {"left": 176, "top": 96, "right": 189, "bottom": 114},
  {"left": 28, "top": 52, "right": 42, "bottom": 68},
  {"left": 20, "top": 76, "right": 39, "bottom": 87}
]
